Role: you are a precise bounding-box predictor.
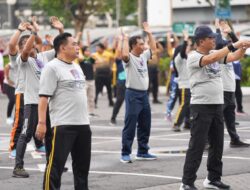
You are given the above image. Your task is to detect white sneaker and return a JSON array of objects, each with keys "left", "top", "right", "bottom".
[{"left": 6, "top": 117, "right": 14, "bottom": 125}]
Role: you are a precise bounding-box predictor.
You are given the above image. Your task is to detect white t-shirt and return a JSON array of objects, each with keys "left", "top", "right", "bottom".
[
  {"left": 174, "top": 54, "right": 190, "bottom": 89},
  {"left": 39, "top": 58, "right": 89, "bottom": 127},
  {"left": 17, "top": 49, "right": 55, "bottom": 104},
  {"left": 220, "top": 62, "right": 235, "bottom": 92},
  {"left": 187, "top": 50, "right": 224, "bottom": 104},
  {"left": 123, "top": 49, "right": 151, "bottom": 91}
]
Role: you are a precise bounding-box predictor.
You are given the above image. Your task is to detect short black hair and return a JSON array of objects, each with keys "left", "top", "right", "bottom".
[
  {"left": 18, "top": 35, "right": 30, "bottom": 49},
  {"left": 129, "top": 35, "right": 142, "bottom": 50},
  {"left": 82, "top": 46, "right": 89, "bottom": 53},
  {"left": 96, "top": 43, "right": 105, "bottom": 50},
  {"left": 53, "top": 32, "right": 72, "bottom": 55}
]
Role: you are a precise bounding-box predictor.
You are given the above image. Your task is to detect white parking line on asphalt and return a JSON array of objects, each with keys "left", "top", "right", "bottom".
[
  {"left": 151, "top": 133, "right": 190, "bottom": 138},
  {"left": 90, "top": 171, "right": 182, "bottom": 180},
  {"left": 93, "top": 139, "right": 120, "bottom": 145},
  {"left": 91, "top": 125, "right": 174, "bottom": 131},
  {"left": 90, "top": 150, "right": 250, "bottom": 160},
  {"left": 236, "top": 130, "right": 250, "bottom": 132},
  {"left": 0, "top": 166, "right": 182, "bottom": 180},
  {"left": 0, "top": 133, "right": 10, "bottom": 136},
  {"left": 0, "top": 151, "right": 9, "bottom": 155},
  {"left": 31, "top": 151, "right": 43, "bottom": 159}
]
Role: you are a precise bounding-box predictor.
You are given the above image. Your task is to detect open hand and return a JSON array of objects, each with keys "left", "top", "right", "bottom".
[
  {"left": 32, "top": 16, "right": 39, "bottom": 32},
  {"left": 18, "top": 22, "right": 29, "bottom": 32},
  {"left": 50, "top": 16, "right": 64, "bottom": 31},
  {"left": 143, "top": 22, "right": 151, "bottom": 34}
]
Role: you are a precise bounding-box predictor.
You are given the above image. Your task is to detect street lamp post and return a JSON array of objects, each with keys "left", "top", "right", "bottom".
[
  {"left": 116, "top": 0, "right": 121, "bottom": 27},
  {"left": 7, "top": 0, "right": 17, "bottom": 29}
]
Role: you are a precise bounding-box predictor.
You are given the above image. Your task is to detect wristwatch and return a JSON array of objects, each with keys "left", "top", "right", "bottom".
[{"left": 227, "top": 43, "right": 237, "bottom": 52}]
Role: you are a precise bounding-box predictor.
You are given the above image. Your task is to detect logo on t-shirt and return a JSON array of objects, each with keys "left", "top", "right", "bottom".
[
  {"left": 205, "top": 62, "right": 221, "bottom": 78},
  {"left": 70, "top": 69, "right": 81, "bottom": 79},
  {"left": 139, "top": 58, "right": 144, "bottom": 66}
]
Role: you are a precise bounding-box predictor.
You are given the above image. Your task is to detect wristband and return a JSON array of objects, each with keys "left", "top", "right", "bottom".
[
  {"left": 38, "top": 121, "right": 46, "bottom": 125},
  {"left": 31, "top": 31, "right": 38, "bottom": 36},
  {"left": 17, "top": 29, "right": 24, "bottom": 33},
  {"left": 227, "top": 43, "right": 236, "bottom": 52}
]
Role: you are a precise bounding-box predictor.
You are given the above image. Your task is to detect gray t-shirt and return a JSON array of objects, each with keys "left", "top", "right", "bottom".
[
  {"left": 17, "top": 49, "right": 55, "bottom": 104},
  {"left": 174, "top": 54, "right": 190, "bottom": 89},
  {"left": 9, "top": 54, "right": 25, "bottom": 94},
  {"left": 5, "top": 62, "right": 17, "bottom": 88},
  {"left": 187, "top": 51, "right": 224, "bottom": 104},
  {"left": 123, "top": 49, "right": 151, "bottom": 91},
  {"left": 39, "top": 58, "right": 89, "bottom": 126},
  {"left": 220, "top": 62, "right": 235, "bottom": 92}
]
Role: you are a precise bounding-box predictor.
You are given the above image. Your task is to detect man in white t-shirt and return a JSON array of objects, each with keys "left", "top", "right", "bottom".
[
  {"left": 180, "top": 26, "right": 250, "bottom": 190},
  {"left": 12, "top": 17, "right": 64, "bottom": 178},
  {"left": 120, "top": 22, "right": 157, "bottom": 163},
  {"left": 36, "top": 33, "right": 91, "bottom": 190}
]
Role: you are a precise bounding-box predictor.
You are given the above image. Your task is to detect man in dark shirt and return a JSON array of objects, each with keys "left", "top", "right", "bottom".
[{"left": 79, "top": 46, "right": 96, "bottom": 116}]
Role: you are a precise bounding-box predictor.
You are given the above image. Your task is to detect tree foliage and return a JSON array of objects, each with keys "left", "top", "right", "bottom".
[
  {"left": 32, "top": 0, "right": 138, "bottom": 32},
  {"left": 32, "top": 0, "right": 106, "bottom": 32}
]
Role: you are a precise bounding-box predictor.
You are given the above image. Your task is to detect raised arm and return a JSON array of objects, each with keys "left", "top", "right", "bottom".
[
  {"left": 226, "top": 40, "right": 250, "bottom": 62},
  {"left": 32, "top": 16, "right": 42, "bottom": 52},
  {"left": 166, "top": 32, "right": 173, "bottom": 57},
  {"left": 180, "top": 30, "right": 189, "bottom": 59},
  {"left": 220, "top": 21, "right": 238, "bottom": 43},
  {"left": 9, "top": 22, "right": 28, "bottom": 55},
  {"left": 143, "top": 22, "right": 156, "bottom": 52},
  {"left": 50, "top": 16, "right": 64, "bottom": 34},
  {"left": 21, "top": 24, "right": 36, "bottom": 61},
  {"left": 200, "top": 40, "right": 249, "bottom": 66},
  {"left": 120, "top": 28, "right": 130, "bottom": 62},
  {"left": 86, "top": 30, "right": 91, "bottom": 47}
]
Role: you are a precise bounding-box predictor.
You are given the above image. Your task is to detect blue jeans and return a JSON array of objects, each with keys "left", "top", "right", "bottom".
[
  {"left": 121, "top": 89, "right": 151, "bottom": 156},
  {"left": 166, "top": 79, "right": 179, "bottom": 114}
]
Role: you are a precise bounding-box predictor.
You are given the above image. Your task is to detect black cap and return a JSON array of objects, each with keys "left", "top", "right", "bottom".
[{"left": 194, "top": 26, "right": 217, "bottom": 39}]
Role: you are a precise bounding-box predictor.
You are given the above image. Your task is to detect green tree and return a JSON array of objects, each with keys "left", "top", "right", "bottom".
[
  {"left": 99, "top": 0, "right": 137, "bottom": 26},
  {"left": 32, "top": 0, "right": 106, "bottom": 32},
  {"left": 32, "top": 0, "right": 138, "bottom": 32}
]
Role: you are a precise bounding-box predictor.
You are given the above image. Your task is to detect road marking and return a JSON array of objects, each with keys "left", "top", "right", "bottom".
[
  {"left": 31, "top": 151, "right": 43, "bottom": 159},
  {"left": 93, "top": 139, "right": 120, "bottom": 145},
  {"left": 0, "top": 166, "right": 181, "bottom": 180},
  {"left": 151, "top": 133, "right": 190, "bottom": 138},
  {"left": 91, "top": 125, "right": 174, "bottom": 131},
  {"left": 90, "top": 171, "right": 181, "bottom": 180},
  {"left": 0, "top": 151, "right": 9, "bottom": 155},
  {"left": 0, "top": 133, "right": 10, "bottom": 136},
  {"left": 38, "top": 164, "right": 46, "bottom": 172}
]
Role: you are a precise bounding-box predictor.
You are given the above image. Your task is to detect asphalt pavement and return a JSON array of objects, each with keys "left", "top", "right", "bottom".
[{"left": 0, "top": 89, "right": 250, "bottom": 190}]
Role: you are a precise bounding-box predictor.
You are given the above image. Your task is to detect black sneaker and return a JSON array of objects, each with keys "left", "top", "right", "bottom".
[
  {"left": 109, "top": 101, "right": 114, "bottom": 107},
  {"left": 12, "top": 167, "right": 29, "bottom": 178},
  {"left": 183, "top": 124, "right": 191, "bottom": 130},
  {"left": 179, "top": 183, "right": 198, "bottom": 190},
  {"left": 63, "top": 167, "right": 68, "bottom": 172},
  {"left": 203, "top": 177, "right": 230, "bottom": 189},
  {"left": 153, "top": 100, "right": 162, "bottom": 104},
  {"left": 230, "top": 140, "right": 250, "bottom": 148},
  {"left": 110, "top": 118, "right": 116, "bottom": 125},
  {"left": 172, "top": 125, "right": 181, "bottom": 132}
]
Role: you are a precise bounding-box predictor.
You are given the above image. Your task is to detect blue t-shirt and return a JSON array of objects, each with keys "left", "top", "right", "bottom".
[{"left": 116, "top": 58, "right": 126, "bottom": 85}]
